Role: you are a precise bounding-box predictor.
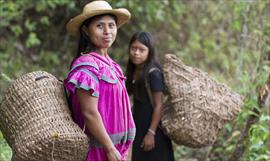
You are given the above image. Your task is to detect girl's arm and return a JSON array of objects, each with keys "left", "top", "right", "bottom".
[
  {"left": 141, "top": 91, "right": 163, "bottom": 151},
  {"left": 77, "top": 89, "right": 121, "bottom": 161},
  {"left": 149, "top": 91, "right": 163, "bottom": 133}
]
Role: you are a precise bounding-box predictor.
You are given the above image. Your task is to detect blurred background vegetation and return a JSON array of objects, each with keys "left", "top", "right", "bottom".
[{"left": 0, "top": 0, "right": 269, "bottom": 161}]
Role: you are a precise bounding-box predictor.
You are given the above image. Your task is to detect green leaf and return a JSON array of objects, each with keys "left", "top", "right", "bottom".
[
  {"left": 11, "top": 25, "right": 22, "bottom": 37},
  {"left": 247, "top": 109, "right": 260, "bottom": 117},
  {"left": 0, "top": 131, "right": 3, "bottom": 139},
  {"left": 40, "top": 16, "right": 50, "bottom": 26},
  {"left": 24, "top": 19, "right": 36, "bottom": 32},
  {"left": 249, "top": 141, "right": 264, "bottom": 150},
  {"left": 225, "top": 144, "right": 235, "bottom": 152},
  {"left": 1, "top": 73, "right": 12, "bottom": 82},
  {"left": 26, "top": 32, "right": 41, "bottom": 48},
  {"left": 259, "top": 115, "right": 270, "bottom": 122},
  {"left": 255, "top": 154, "right": 270, "bottom": 161}
]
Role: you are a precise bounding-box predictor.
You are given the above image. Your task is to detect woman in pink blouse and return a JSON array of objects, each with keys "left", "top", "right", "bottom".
[{"left": 64, "top": 1, "right": 135, "bottom": 161}]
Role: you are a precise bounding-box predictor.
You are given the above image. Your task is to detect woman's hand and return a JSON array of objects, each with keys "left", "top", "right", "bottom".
[
  {"left": 140, "top": 133, "right": 155, "bottom": 151},
  {"left": 106, "top": 146, "right": 122, "bottom": 161}
]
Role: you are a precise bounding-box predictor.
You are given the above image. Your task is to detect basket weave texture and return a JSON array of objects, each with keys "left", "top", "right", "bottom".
[
  {"left": 161, "top": 54, "right": 244, "bottom": 148},
  {"left": 0, "top": 71, "right": 89, "bottom": 161}
]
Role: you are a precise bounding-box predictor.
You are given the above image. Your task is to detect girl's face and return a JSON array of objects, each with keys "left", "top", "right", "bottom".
[
  {"left": 129, "top": 40, "right": 149, "bottom": 66},
  {"left": 87, "top": 15, "right": 117, "bottom": 49}
]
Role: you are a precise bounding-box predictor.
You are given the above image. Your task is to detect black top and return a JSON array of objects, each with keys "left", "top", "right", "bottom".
[
  {"left": 131, "top": 69, "right": 175, "bottom": 161},
  {"left": 133, "top": 69, "right": 165, "bottom": 103}
]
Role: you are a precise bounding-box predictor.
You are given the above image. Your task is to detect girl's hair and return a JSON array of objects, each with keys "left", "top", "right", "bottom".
[
  {"left": 69, "top": 14, "right": 117, "bottom": 69},
  {"left": 126, "top": 31, "right": 162, "bottom": 94}
]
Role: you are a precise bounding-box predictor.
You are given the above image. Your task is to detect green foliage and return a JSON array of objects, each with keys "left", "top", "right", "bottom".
[
  {"left": 246, "top": 115, "right": 270, "bottom": 161},
  {"left": 26, "top": 32, "right": 41, "bottom": 48},
  {"left": 0, "top": 0, "right": 269, "bottom": 160},
  {"left": 0, "top": 132, "right": 12, "bottom": 161}
]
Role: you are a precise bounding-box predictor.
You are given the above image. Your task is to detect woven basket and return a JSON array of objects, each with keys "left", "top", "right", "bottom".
[
  {"left": 161, "top": 54, "right": 244, "bottom": 148},
  {"left": 0, "top": 71, "right": 89, "bottom": 161}
]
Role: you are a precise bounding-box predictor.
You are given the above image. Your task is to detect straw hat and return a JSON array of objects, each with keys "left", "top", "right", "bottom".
[{"left": 66, "top": 0, "right": 131, "bottom": 36}]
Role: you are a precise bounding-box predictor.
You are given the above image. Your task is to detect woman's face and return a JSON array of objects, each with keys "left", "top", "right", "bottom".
[
  {"left": 87, "top": 15, "right": 117, "bottom": 49},
  {"left": 129, "top": 40, "right": 149, "bottom": 66}
]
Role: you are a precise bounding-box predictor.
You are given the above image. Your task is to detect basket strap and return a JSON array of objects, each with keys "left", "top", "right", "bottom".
[
  {"left": 145, "top": 67, "right": 160, "bottom": 107},
  {"left": 83, "top": 123, "right": 86, "bottom": 133},
  {"left": 145, "top": 68, "right": 166, "bottom": 130},
  {"left": 59, "top": 80, "right": 73, "bottom": 113}
]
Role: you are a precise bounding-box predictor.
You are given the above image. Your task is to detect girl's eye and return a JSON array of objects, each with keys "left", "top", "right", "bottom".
[
  {"left": 131, "top": 47, "right": 137, "bottom": 52},
  {"left": 139, "top": 48, "right": 145, "bottom": 52}
]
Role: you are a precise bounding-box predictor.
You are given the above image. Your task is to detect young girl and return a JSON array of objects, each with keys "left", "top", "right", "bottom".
[
  {"left": 126, "top": 31, "right": 175, "bottom": 161},
  {"left": 64, "top": 1, "right": 135, "bottom": 161}
]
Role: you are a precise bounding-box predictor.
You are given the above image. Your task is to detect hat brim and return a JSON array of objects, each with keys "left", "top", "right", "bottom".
[{"left": 66, "top": 9, "right": 131, "bottom": 36}]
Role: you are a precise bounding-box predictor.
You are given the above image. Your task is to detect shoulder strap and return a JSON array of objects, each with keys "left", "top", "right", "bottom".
[{"left": 145, "top": 67, "right": 160, "bottom": 106}]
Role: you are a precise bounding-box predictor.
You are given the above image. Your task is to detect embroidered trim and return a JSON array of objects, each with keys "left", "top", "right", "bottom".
[
  {"left": 69, "top": 62, "right": 99, "bottom": 74},
  {"left": 76, "top": 68, "right": 99, "bottom": 83},
  {"left": 68, "top": 79, "right": 99, "bottom": 97},
  {"left": 100, "top": 68, "right": 118, "bottom": 84},
  {"left": 90, "top": 128, "right": 136, "bottom": 148}
]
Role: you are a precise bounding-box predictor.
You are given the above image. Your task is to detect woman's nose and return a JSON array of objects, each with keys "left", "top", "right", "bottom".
[{"left": 103, "top": 25, "right": 110, "bottom": 34}]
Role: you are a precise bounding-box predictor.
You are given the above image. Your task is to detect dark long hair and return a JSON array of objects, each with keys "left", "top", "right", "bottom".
[
  {"left": 69, "top": 14, "right": 117, "bottom": 69},
  {"left": 126, "top": 31, "right": 162, "bottom": 94}
]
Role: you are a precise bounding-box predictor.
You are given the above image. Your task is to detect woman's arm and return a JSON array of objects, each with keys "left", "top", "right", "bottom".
[
  {"left": 77, "top": 89, "right": 121, "bottom": 161},
  {"left": 141, "top": 91, "right": 163, "bottom": 151}
]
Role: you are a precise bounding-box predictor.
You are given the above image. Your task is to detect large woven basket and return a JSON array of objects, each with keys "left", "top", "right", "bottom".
[
  {"left": 0, "top": 71, "right": 89, "bottom": 161},
  {"left": 161, "top": 54, "right": 244, "bottom": 148}
]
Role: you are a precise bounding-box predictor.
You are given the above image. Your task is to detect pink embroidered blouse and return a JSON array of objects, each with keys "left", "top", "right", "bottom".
[{"left": 64, "top": 52, "right": 135, "bottom": 161}]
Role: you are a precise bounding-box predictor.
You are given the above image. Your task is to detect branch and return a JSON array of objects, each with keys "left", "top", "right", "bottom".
[
  {"left": 236, "top": 0, "right": 251, "bottom": 76},
  {"left": 228, "top": 73, "right": 270, "bottom": 161}
]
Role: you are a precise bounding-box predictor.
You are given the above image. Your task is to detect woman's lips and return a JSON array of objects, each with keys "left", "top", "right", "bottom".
[{"left": 103, "top": 37, "right": 112, "bottom": 42}]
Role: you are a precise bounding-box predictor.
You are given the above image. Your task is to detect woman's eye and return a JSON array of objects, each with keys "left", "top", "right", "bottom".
[
  {"left": 97, "top": 24, "right": 103, "bottom": 29},
  {"left": 109, "top": 23, "right": 115, "bottom": 28}
]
